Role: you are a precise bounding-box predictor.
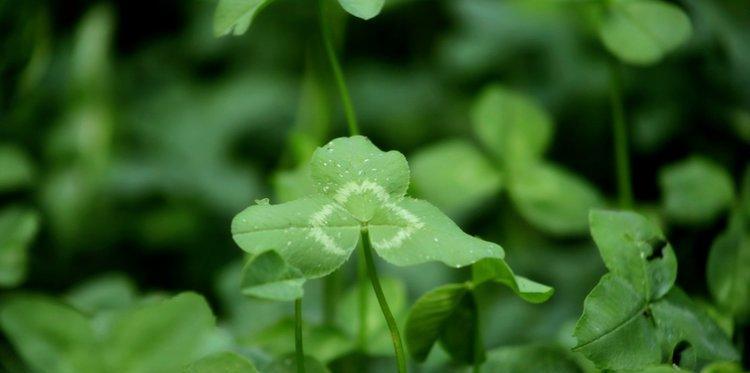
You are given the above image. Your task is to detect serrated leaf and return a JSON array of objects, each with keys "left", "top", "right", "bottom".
[
  {"left": 410, "top": 140, "right": 502, "bottom": 221},
  {"left": 405, "top": 283, "right": 469, "bottom": 361},
  {"left": 337, "top": 277, "right": 407, "bottom": 356},
  {"left": 589, "top": 209, "right": 677, "bottom": 300},
  {"left": 241, "top": 251, "right": 305, "bottom": 302},
  {"left": 213, "top": 0, "right": 274, "bottom": 37},
  {"left": 0, "top": 207, "right": 40, "bottom": 288},
  {"left": 105, "top": 292, "right": 216, "bottom": 373},
  {"left": 482, "top": 344, "right": 583, "bottom": 373},
  {"left": 184, "top": 351, "right": 258, "bottom": 373},
  {"left": 659, "top": 156, "right": 735, "bottom": 226},
  {"left": 472, "top": 85, "right": 553, "bottom": 168},
  {"left": 471, "top": 258, "right": 554, "bottom": 303},
  {"left": 573, "top": 274, "right": 661, "bottom": 370},
  {"left": 707, "top": 215, "right": 750, "bottom": 321},
  {"left": 599, "top": 0, "right": 692, "bottom": 65},
  {"left": 0, "top": 294, "right": 100, "bottom": 373},
  {"left": 337, "top": 0, "right": 385, "bottom": 20},
  {"left": 651, "top": 288, "right": 740, "bottom": 367},
  {"left": 509, "top": 163, "right": 604, "bottom": 236},
  {"left": 0, "top": 145, "right": 34, "bottom": 192}
]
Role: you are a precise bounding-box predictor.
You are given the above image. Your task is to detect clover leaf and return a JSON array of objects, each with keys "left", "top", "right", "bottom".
[
  {"left": 574, "top": 210, "right": 738, "bottom": 371},
  {"left": 0, "top": 207, "right": 40, "bottom": 288},
  {"left": 232, "top": 136, "right": 504, "bottom": 283},
  {"left": 240, "top": 250, "right": 306, "bottom": 302},
  {"left": 184, "top": 351, "right": 259, "bottom": 373},
  {"left": 707, "top": 213, "right": 750, "bottom": 321}
]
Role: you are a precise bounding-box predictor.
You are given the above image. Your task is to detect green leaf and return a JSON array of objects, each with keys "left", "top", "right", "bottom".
[
  {"left": 273, "top": 165, "right": 316, "bottom": 204},
  {"left": 482, "top": 344, "right": 583, "bottom": 373},
  {"left": 309, "top": 135, "right": 410, "bottom": 222},
  {"left": 232, "top": 196, "right": 361, "bottom": 278},
  {"left": 65, "top": 273, "right": 138, "bottom": 314},
  {"left": 105, "top": 292, "right": 216, "bottom": 373},
  {"left": 213, "top": 0, "right": 274, "bottom": 37},
  {"left": 707, "top": 215, "right": 750, "bottom": 321},
  {"left": 337, "top": 0, "right": 385, "bottom": 20},
  {"left": 368, "top": 197, "right": 504, "bottom": 267},
  {"left": 0, "top": 294, "right": 100, "bottom": 373},
  {"left": 253, "top": 318, "right": 353, "bottom": 363},
  {"left": 509, "top": 163, "right": 604, "bottom": 236},
  {"left": 573, "top": 274, "right": 662, "bottom": 370},
  {"left": 599, "top": 0, "right": 693, "bottom": 65},
  {"left": 0, "top": 145, "right": 34, "bottom": 192},
  {"left": 409, "top": 140, "right": 502, "bottom": 221},
  {"left": 589, "top": 209, "right": 677, "bottom": 300},
  {"left": 439, "top": 290, "right": 483, "bottom": 365},
  {"left": 0, "top": 207, "right": 40, "bottom": 288},
  {"left": 660, "top": 156, "right": 734, "bottom": 226},
  {"left": 241, "top": 250, "right": 305, "bottom": 301},
  {"left": 337, "top": 277, "right": 407, "bottom": 356},
  {"left": 651, "top": 288, "right": 740, "bottom": 367},
  {"left": 471, "top": 258, "right": 554, "bottom": 303},
  {"left": 405, "top": 283, "right": 469, "bottom": 361},
  {"left": 264, "top": 354, "right": 330, "bottom": 373},
  {"left": 472, "top": 85, "right": 553, "bottom": 168},
  {"left": 700, "top": 361, "right": 745, "bottom": 373},
  {"left": 184, "top": 351, "right": 259, "bottom": 373}
]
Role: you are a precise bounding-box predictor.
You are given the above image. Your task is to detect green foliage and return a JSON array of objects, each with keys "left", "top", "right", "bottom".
[
  {"left": 659, "top": 156, "right": 735, "bottom": 226},
  {"left": 337, "top": 0, "right": 385, "bottom": 20},
  {"left": 480, "top": 344, "right": 583, "bottom": 373},
  {"left": 472, "top": 258, "right": 554, "bottom": 303},
  {"left": 265, "top": 354, "right": 330, "bottom": 373},
  {"left": 184, "top": 352, "right": 259, "bottom": 373},
  {"left": 598, "top": 0, "right": 693, "bottom": 65},
  {"left": 232, "top": 136, "right": 504, "bottom": 280},
  {"left": 412, "top": 85, "right": 603, "bottom": 235},
  {"left": 0, "top": 207, "right": 39, "bottom": 287},
  {"left": 241, "top": 250, "right": 306, "bottom": 301},
  {"left": 0, "top": 145, "right": 34, "bottom": 192},
  {"left": 574, "top": 210, "right": 739, "bottom": 371}
]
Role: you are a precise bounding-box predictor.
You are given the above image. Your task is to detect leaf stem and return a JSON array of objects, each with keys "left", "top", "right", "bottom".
[
  {"left": 358, "top": 243, "right": 368, "bottom": 350},
  {"left": 319, "top": 0, "right": 360, "bottom": 136},
  {"left": 361, "top": 228, "right": 407, "bottom": 372},
  {"left": 609, "top": 62, "right": 633, "bottom": 209},
  {"left": 295, "top": 298, "right": 306, "bottom": 373}
]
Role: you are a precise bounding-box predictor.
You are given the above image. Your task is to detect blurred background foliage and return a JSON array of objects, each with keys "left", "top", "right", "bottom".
[{"left": 0, "top": 0, "right": 748, "bottom": 371}]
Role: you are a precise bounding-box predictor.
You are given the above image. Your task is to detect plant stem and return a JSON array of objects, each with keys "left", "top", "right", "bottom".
[
  {"left": 319, "top": 0, "right": 360, "bottom": 136},
  {"left": 360, "top": 228, "right": 407, "bottom": 373},
  {"left": 295, "top": 298, "right": 306, "bottom": 373},
  {"left": 609, "top": 62, "right": 633, "bottom": 209},
  {"left": 358, "top": 243, "right": 368, "bottom": 350}
]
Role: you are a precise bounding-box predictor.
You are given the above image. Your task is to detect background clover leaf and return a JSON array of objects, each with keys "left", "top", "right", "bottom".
[
  {"left": 184, "top": 351, "right": 259, "bottom": 373},
  {"left": 598, "top": 0, "right": 693, "bottom": 65},
  {"left": 707, "top": 213, "right": 750, "bottom": 321},
  {"left": 337, "top": 0, "right": 385, "bottom": 20},
  {"left": 589, "top": 209, "right": 677, "bottom": 300},
  {"left": 0, "top": 207, "right": 40, "bottom": 288},
  {"left": 471, "top": 258, "right": 554, "bottom": 303},
  {"left": 0, "top": 145, "right": 35, "bottom": 193},
  {"left": 213, "top": 0, "right": 275, "bottom": 37},
  {"left": 240, "top": 250, "right": 306, "bottom": 302}
]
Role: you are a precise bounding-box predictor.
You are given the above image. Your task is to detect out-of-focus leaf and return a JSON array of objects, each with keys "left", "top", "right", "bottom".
[
  {"left": 65, "top": 274, "right": 138, "bottom": 314},
  {"left": 472, "top": 258, "right": 554, "bottom": 303},
  {"left": 213, "top": 0, "right": 275, "bottom": 37},
  {"left": 0, "top": 294, "right": 100, "bottom": 373},
  {"left": 241, "top": 250, "right": 305, "bottom": 302},
  {"left": 659, "top": 156, "right": 734, "bottom": 225},
  {"left": 0, "top": 207, "right": 39, "bottom": 287},
  {"left": 589, "top": 210, "right": 677, "bottom": 300},
  {"left": 104, "top": 292, "right": 216, "bottom": 373},
  {"left": 700, "top": 361, "right": 745, "bottom": 373},
  {"left": 273, "top": 164, "right": 316, "bottom": 204},
  {"left": 707, "top": 215, "right": 750, "bottom": 321},
  {"left": 439, "top": 290, "right": 484, "bottom": 365},
  {"left": 405, "top": 283, "right": 469, "bottom": 362},
  {"left": 337, "top": 0, "right": 385, "bottom": 20},
  {"left": 252, "top": 319, "right": 353, "bottom": 363},
  {"left": 0, "top": 145, "right": 34, "bottom": 192},
  {"left": 481, "top": 344, "right": 583, "bottom": 373},
  {"left": 509, "top": 163, "right": 604, "bottom": 236},
  {"left": 599, "top": 0, "right": 692, "bottom": 65},
  {"left": 264, "top": 354, "right": 330, "bottom": 373},
  {"left": 472, "top": 85, "right": 553, "bottom": 168},
  {"left": 184, "top": 351, "right": 258, "bottom": 373},
  {"left": 574, "top": 274, "right": 661, "bottom": 370},
  {"left": 410, "top": 140, "right": 502, "bottom": 221},
  {"left": 337, "top": 277, "right": 407, "bottom": 356}
]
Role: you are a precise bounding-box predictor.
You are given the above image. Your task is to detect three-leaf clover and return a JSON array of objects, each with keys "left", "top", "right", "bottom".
[
  {"left": 411, "top": 85, "right": 604, "bottom": 235},
  {"left": 232, "top": 136, "right": 505, "bottom": 296},
  {"left": 574, "top": 210, "right": 738, "bottom": 371}
]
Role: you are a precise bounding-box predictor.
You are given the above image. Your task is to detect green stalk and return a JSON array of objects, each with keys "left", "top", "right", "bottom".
[
  {"left": 361, "top": 228, "right": 407, "bottom": 373},
  {"left": 609, "top": 62, "right": 633, "bottom": 209},
  {"left": 358, "top": 243, "right": 368, "bottom": 350},
  {"left": 295, "top": 298, "right": 306, "bottom": 373},
  {"left": 319, "top": 0, "right": 360, "bottom": 136}
]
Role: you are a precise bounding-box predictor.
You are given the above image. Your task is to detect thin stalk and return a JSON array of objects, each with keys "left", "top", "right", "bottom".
[
  {"left": 295, "top": 298, "right": 306, "bottom": 373},
  {"left": 361, "top": 228, "right": 407, "bottom": 373},
  {"left": 609, "top": 62, "right": 633, "bottom": 209},
  {"left": 319, "top": 0, "right": 360, "bottom": 136},
  {"left": 358, "top": 243, "right": 368, "bottom": 350}
]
